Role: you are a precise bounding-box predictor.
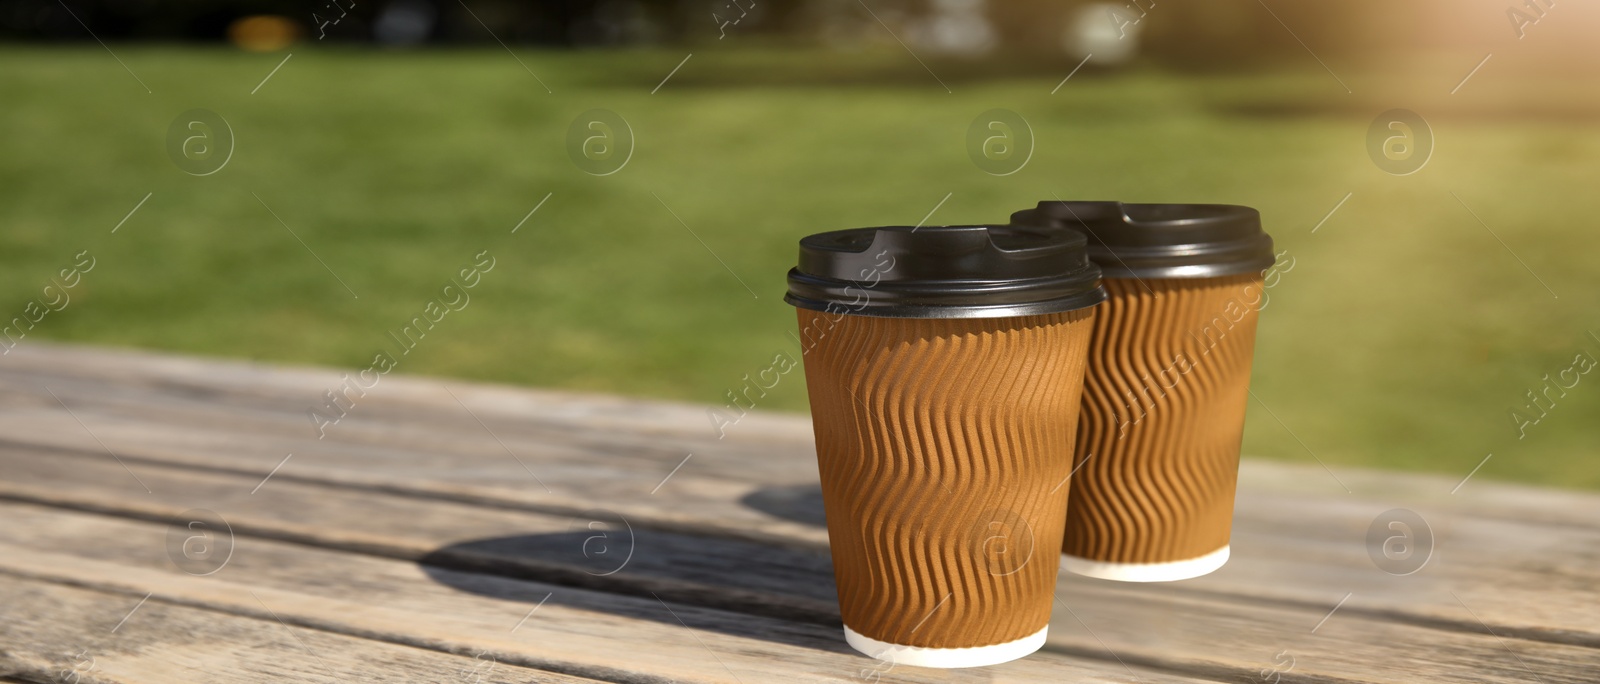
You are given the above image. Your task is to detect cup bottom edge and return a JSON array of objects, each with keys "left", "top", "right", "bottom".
[
  {"left": 1061, "top": 545, "right": 1231, "bottom": 582},
  {"left": 843, "top": 624, "right": 1048, "bottom": 669}
]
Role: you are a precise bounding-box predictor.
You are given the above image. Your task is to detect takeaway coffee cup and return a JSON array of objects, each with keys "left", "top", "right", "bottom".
[
  {"left": 1012, "top": 201, "right": 1275, "bottom": 582},
  {"left": 785, "top": 224, "right": 1105, "bottom": 667}
]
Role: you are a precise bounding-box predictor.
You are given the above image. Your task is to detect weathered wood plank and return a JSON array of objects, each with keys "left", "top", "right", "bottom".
[
  {"left": 3, "top": 454, "right": 1597, "bottom": 683},
  {"left": 3, "top": 342, "right": 1597, "bottom": 535},
  {"left": 0, "top": 373, "right": 826, "bottom": 547},
  {"left": 0, "top": 342, "right": 812, "bottom": 451},
  {"left": 5, "top": 343, "right": 1599, "bottom": 681},
  {"left": 0, "top": 575, "right": 603, "bottom": 684},
  {"left": 0, "top": 445, "right": 839, "bottom": 625},
  {"left": 0, "top": 342, "right": 811, "bottom": 437},
  {"left": 7, "top": 355, "right": 1600, "bottom": 609},
  {"left": 2, "top": 417, "right": 1595, "bottom": 653},
  {"left": 0, "top": 503, "right": 1199, "bottom": 684}
]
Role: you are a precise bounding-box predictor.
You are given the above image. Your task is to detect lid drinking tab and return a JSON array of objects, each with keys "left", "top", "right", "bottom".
[
  {"left": 1010, "top": 201, "right": 1275, "bottom": 279},
  {"left": 785, "top": 224, "right": 1106, "bottom": 319}
]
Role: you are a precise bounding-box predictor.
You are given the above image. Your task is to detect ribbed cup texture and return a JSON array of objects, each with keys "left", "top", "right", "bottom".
[
  {"left": 797, "top": 307, "right": 1095, "bottom": 649},
  {"left": 1066, "top": 274, "right": 1264, "bottom": 565}
]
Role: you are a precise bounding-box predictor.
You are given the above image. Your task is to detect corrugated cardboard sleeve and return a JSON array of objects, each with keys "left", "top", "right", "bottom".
[
  {"left": 798, "top": 307, "right": 1095, "bottom": 649},
  {"left": 1067, "top": 274, "right": 1264, "bottom": 565}
]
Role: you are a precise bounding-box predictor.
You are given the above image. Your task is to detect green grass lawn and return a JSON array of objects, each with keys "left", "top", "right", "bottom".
[{"left": 1, "top": 45, "right": 1595, "bottom": 490}]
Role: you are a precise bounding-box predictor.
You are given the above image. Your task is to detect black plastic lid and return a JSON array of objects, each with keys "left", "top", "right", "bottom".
[
  {"left": 1010, "top": 201, "right": 1275, "bottom": 279},
  {"left": 784, "top": 224, "right": 1106, "bottom": 319}
]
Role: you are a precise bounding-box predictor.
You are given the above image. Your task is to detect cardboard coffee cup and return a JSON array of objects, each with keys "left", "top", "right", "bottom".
[
  {"left": 1012, "top": 202, "right": 1275, "bottom": 582},
  {"left": 785, "top": 224, "right": 1105, "bottom": 667}
]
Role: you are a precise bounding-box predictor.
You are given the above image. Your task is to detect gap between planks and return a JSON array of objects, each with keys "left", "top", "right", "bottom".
[
  {"left": 0, "top": 575, "right": 609, "bottom": 684},
  {"left": 1, "top": 440, "right": 1595, "bottom": 653},
  {"left": 3, "top": 499, "right": 1594, "bottom": 684},
  {"left": 3, "top": 450, "right": 1598, "bottom": 684},
  {"left": 7, "top": 370, "right": 1600, "bottom": 538},
  {"left": 0, "top": 536, "right": 1196, "bottom": 684}
]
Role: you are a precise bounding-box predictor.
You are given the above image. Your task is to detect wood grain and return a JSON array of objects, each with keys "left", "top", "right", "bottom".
[
  {"left": 3, "top": 449, "right": 1597, "bottom": 682},
  {"left": 0, "top": 575, "right": 603, "bottom": 684},
  {"left": 3, "top": 343, "right": 1596, "bottom": 534},
  {"left": 0, "top": 502, "right": 1194, "bottom": 684},
  {"left": 0, "top": 368, "right": 828, "bottom": 548},
  {"left": 1, "top": 403, "right": 1595, "bottom": 649},
  {"left": 3, "top": 342, "right": 1598, "bottom": 683}
]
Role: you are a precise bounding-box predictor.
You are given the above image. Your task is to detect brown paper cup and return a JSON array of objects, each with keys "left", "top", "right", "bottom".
[
  {"left": 1063, "top": 273, "right": 1264, "bottom": 581},
  {"left": 799, "top": 306, "right": 1095, "bottom": 667}
]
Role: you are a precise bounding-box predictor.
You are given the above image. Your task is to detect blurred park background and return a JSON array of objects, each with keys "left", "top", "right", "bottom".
[{"left": 1, "top": 0, "right": 1596, "bottom": 489}]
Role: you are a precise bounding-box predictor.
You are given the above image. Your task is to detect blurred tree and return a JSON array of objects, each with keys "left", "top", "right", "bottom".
[{"left": 0, "top": 0, "right": 1514, "bottom": 74}]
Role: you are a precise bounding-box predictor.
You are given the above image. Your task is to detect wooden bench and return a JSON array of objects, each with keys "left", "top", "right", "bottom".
[{"left": 1, "top": 343, "right": 1594, "bottom": 683}]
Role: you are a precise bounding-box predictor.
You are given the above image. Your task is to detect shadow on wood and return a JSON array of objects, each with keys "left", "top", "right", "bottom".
[
  {"left": 740, "top": 483, "right": 828, "bottom": 528},
  {"left": 417, "top": 527, "right": 852, "bottom": 652}
]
